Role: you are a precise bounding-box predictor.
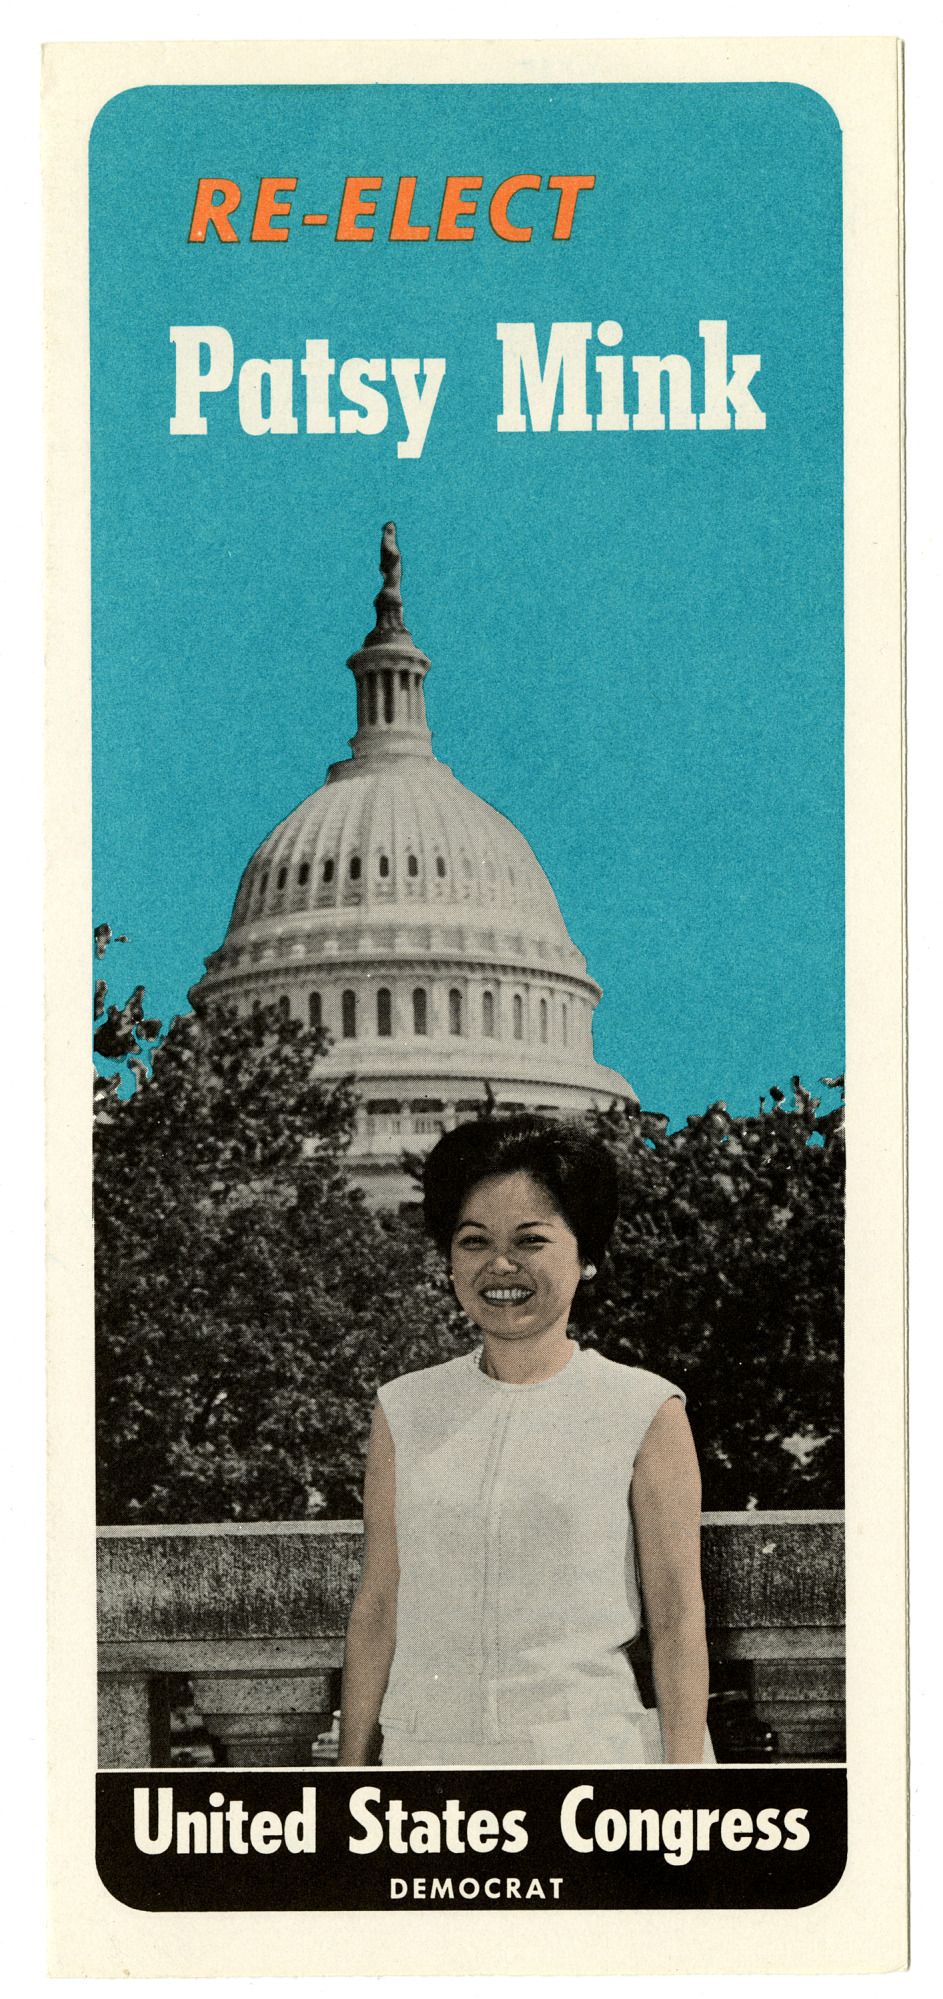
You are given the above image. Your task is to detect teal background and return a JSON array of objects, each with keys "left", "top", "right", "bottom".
[{"left": 90, "top": 83, "right": 843, "bottom": 1125}]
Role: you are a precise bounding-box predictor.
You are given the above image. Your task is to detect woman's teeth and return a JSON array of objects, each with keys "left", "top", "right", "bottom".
[{"left": 482, "top": 1287, "right": 533, "bottom": 1302}]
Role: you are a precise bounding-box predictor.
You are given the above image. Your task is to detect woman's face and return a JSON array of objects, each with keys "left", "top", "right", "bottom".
[{"left": 450, "top": 1170, "right": 583, "bottom": 1345}]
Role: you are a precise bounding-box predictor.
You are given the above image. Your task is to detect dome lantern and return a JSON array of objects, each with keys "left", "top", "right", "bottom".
[{"left": 340, "top": 521, "right": 434, "bottom": 770}]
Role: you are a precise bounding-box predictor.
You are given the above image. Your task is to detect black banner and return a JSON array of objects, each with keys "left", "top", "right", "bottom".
[{"left": 97, "top": 1766, "right": 846, "bottom": 1912}]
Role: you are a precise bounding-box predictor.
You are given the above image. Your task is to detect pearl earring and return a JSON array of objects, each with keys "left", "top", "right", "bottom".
[{"left": 581, "top": 1262, "right": 597, "bottom": 1281}]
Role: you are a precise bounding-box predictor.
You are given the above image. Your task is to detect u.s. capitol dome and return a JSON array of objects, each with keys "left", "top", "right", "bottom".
[{"left": 191, "top": 524, "right": 637, "bottom": 1201}]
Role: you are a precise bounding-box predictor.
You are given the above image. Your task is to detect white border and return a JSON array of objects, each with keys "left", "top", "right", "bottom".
[{"left": 35, "top": 23, "right": 910, "bottom": 1982}]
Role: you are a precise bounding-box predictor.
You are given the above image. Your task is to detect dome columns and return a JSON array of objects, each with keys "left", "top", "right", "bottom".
[
  {"left": 222, "top": 964, "right": 596, "bottom": 1064},
  {"left": 348, "top": 651, "right": 432, "bottom": 760}
]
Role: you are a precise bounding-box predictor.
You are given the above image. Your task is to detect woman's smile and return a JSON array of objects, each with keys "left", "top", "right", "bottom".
[{"left": 478, "top": 1283, "right": 535, "bottom": 1305}]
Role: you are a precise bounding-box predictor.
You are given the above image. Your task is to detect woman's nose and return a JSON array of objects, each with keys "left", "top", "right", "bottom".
[{"left": 489, "top": 1250, "right": 520, "bottom": 1273}]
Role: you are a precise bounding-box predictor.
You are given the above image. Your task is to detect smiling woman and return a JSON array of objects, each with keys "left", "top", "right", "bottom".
[{"left": 338, "top": 1115, "right": 714, "bottom": 1770}]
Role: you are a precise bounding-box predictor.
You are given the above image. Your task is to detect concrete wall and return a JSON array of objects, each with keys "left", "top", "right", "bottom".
[{"left": 97, "top": 1512, "right": 844, "bottom": 1767}]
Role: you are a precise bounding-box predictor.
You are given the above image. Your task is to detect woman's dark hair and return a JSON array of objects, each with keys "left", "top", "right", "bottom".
[{"left": 422, "top": 1114, "right": 620, "bottom": 1267}]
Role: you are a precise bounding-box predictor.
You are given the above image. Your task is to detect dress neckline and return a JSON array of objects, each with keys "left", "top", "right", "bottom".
[{"left": 469, "top": 1340, "right": 585, "bottom": 1391}]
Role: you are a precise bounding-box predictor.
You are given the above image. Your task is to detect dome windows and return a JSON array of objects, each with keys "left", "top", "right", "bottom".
[
  {"left": 276, "top": 866, "right": 288, "bottom": 892},
  {"left": 412, "top": 988, "right": 428, "bottom": 1036},
  {"left": 435, "top": 855, "right": 447, "bottom": 879},
  {"left": 259, "top": 869, "right": 269, "bottom": 898},
  {"left": 513, "top": 994, "right": 524, "bottom": 1040},
  {"left": 349, "top": 855, "right": 362, "bottom": 881},
  {"left": 342, "top": 989, "right": 357, "bottom": 1039},
  {"left": 378, "top": 852, "right": 390, "bottom": 879},
  {"left": 448, "top": 988, "right": 463, "bottom": 1036},
  {"left": 316, "top": 855, "right": 337, "bottom": 908},
  {"left": 377, "top": 987, "right": 392, "bottom": 1037},
  {"left": 561, "top": 1002, "right": 568, "bottom": 1046},
  {"left": 278, "top": 994, "right": 291, "bottom": 1021},
  {"left": 407, "top": 853, "right": 419, "bottom": 878},
  {"left": 539, "top": 997, "right": 549, "bottom": 1044},
  {"left": 309, "top": 991, "right": 322, "bottom": 1032},
  {"left": 482, "top": 990, "right": 495, "bottom": 1037},
  {"left": 298, "top": 861, "right": 310, "bottom": 887}
]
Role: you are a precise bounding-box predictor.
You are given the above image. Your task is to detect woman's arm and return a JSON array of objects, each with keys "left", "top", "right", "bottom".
[
  {"left": 337, "top": 1403, "right": 399, "bottom": 1766},
  {"left": 630, "top": 1396, "right": 710, "bottom": 1764}
]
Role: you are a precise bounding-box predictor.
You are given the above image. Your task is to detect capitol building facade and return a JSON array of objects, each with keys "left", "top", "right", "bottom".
[{"left": 191, "top": 525, "right": 637, "bottom": 1202}]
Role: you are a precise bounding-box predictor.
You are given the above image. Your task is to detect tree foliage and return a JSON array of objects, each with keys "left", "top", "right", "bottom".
[
  {"left": 578, "top": 1085, "right": 844, "bottom": 1509},
  {"left": 93, "top": 997, "right": 446, "bottom": 1522}
]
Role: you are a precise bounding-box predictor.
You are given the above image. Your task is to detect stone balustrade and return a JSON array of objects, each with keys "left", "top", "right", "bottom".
[{"left": 97, "top": 1511, "right": 844, "bottom": 1768}]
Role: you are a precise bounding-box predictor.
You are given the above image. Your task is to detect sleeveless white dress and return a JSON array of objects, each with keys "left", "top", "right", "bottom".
[{"left": 376, "top": 1342, "right": 714, "bottom": 1767}]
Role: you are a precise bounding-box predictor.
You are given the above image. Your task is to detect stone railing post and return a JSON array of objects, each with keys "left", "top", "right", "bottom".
[
  {"left": 97, "top": 1667, "right": 171, "bottom": 1768},
  {"left": 702, "top": 1510, "right": 845, "bottom": 1760},
  {"left": 189, "top": 1670, "right": 337, "bottom": 1767},
  {"left": 97, "top": 1521, "right": 364, "bottom": 1769}
]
